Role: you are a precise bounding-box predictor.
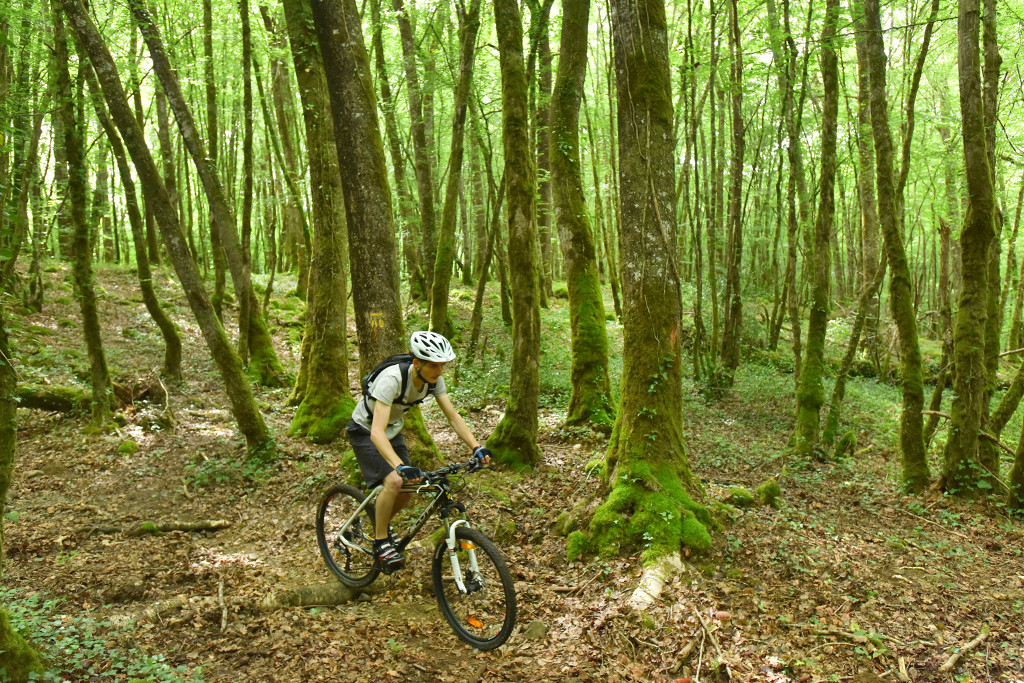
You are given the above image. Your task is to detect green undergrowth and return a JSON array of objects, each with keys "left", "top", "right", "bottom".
[{"left": 0, "top": 588, "right": 204, "bottom": 683}]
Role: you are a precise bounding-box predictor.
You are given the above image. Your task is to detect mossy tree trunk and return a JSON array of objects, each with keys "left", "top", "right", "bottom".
[
  {"left": 279, "top": 0, "right": 354, "bottom": 441},
  {"left": 551, "top": 0, "right": 613, "bottom": 432},
  {"left": 83, "top": 61, "right": 182, "bottom": 380},
  {"left": 977, "top": 0, "right": 1003, "bottom": 483},
  {"left": 863, "top": 0, "right": 928, "bottom": 492},
  {"left": 131, "top": 0, "right": 287, "bottom": 388},
  {"left": 0, "top": 308, "right": 43, "bottom": 683},
  {"left": 940, "top": 0, "right": 996, "bottom": 497},
  {"left": 54, "top": 7, "right": 113, "bottom": 428},
  {"left": 487, "top": 0, "right": 542, "bottom": 467},
  {"left": 429, "top": 0, "right": 481, "bottom": 336},
  {"left": 62, "top": 0, "right": 272, "bottom": 453},
  {"left": 584, "top": 0, "right": 710, "bottom": 562},
  {"left": 791, "top": 0, "right": 839, "bottom": 458}
]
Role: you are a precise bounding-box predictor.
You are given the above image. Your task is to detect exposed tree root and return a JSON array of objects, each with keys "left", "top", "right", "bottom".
[
  {"left": 112, "top": 582, "right": 365, "bottom": 630},
  {"left": 258, "top": 582, "right": 363, "bottom": 611},
  {"left": 627, "top": 553, "right": 684, "bottom": 612}
]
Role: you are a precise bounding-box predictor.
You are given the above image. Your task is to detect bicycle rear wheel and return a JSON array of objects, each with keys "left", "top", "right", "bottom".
[
  {"left": 316, "top": 484, "right": 380, "bottom": 587},
  {"left": 432, "top": 527, "right": 517, "bottom": 650}
]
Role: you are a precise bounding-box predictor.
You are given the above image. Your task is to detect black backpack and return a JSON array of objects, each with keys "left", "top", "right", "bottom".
[{"left": 361, "top": 354, "right": 436, "bottom": 411}]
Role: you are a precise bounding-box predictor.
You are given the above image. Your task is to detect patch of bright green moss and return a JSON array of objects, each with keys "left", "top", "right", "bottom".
[
  {"left": 755, "top": 479, "right": 781, "bottom": 508},
  {"left": 725, "top": 487, "right": 755, "bottom": 508},
  {"left": 118, "top": 440, "right": 140, "bottom": 456}
]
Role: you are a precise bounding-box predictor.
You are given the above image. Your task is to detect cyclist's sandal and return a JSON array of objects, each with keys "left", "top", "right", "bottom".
[{"left": 374, "top": 538, "right": 406, "bottom": 573}]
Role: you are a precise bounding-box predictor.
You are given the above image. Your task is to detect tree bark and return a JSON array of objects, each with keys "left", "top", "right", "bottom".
[
  {"left": 863, "top": 0, "right": 928, "bottom": 492},
  {"left": 60, "top": 0, "right": 271, "bottom": 452},
  {"left": 551, "top": 0, "right": 613, "bottom": 431},
  {"left": 487, "top": 0, "right": 542, "bottom": 466},
  {"left": 429, "top": 0, "right": 481, "bottom": 335}
]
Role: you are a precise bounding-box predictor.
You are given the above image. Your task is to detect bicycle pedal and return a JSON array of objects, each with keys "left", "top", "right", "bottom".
[{"left": 379, "top": 560, "right": 406, "bottom": 575}]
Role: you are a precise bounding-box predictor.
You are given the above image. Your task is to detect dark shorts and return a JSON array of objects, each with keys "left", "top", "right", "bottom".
[{"left": 346, "top": 419, "right": 410, "bottom": 488}]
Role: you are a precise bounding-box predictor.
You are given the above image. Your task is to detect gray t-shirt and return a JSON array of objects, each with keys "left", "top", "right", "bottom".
[{"left": 350, "top": 363, "right": 447, "bottom": 439}]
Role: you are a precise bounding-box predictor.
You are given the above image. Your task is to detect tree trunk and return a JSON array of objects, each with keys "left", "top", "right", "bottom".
[
  {"left": 392, "top": 0, "right": 437, "bottom": 294},
  {"left": 277, "top": 0, "right": 354, "bottom": 442},
  {"left": 54, "top": 7, "right": 113, "bottom": 428},
  {"left": 863, "top": 0, "right": 928, "bottom": 492},
  {"left": 585, "top": 0, "right": 710, "bottom": 562},
  {"left": 131, "top": 0, "right": 287, "bottom": 387},
  {"left": 487, "top": 0, "right": 542, "bottom": 466},
  {"left": 718, "top": 0, "right": 745, "bottom": 382},
  {"left": 238, "top": 0, "right": 254, "bottom": 363},
  {"left": 791, "top": 0, "right": 839, "bottom": 457},
  {"left": 940, "top": 0, "right": 998, "bottom": 496},
  {"left": 61, "top": 0, "right": 272, "bottom": 453},
  {"left": 262, "top": 8, "right": 311, "bottom": 298},
  {"left": 551, "top": 0, "right": 613, "bottom": 431},
  {"left": 309, "top": 0, "right": 405, "bottom": 374},
  {"left": 370, "top": 0, "right": 425, "bottom": 301},
  {"left": 201, "top": 0, "right": 225, "bottom": 311},
  {"left": 429, "top": 0, "right": 481, "bottom": 336}
]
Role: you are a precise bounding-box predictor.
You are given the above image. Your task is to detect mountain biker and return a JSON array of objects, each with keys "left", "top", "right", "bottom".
[{"left": 345, "top": 330, "right": 492, "bottom": 573}]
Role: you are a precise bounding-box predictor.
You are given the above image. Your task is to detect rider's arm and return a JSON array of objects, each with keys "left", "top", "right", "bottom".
[
  {"left": 435, "top": 393, "right": 481, "bottom": 452},
  {"left": 370, "top": 399, "right": 404, "bottom": 469}
]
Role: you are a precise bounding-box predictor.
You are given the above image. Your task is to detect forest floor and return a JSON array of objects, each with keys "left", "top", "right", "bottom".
[{"left": 3, "top": 263, "right": 1024, "bottom": 683}]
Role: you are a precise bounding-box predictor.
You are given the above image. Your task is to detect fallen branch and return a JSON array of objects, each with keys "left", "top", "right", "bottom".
[
  {"left": 695, "top": 610, "right": 732, "bottom": 679},
  {"left": 896, "top": 656, "right": 912, "bottom": 682},
  {"left": 85, "top": 520, "right": 232, "bottom": 536},
  {"left": 938, "top": 624, "right": 991, "bottom": 672}
]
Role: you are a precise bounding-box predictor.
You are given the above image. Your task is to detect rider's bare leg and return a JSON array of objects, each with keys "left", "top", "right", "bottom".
[{"left": 375, "top": 471, "right": 412, "bottom": 539}]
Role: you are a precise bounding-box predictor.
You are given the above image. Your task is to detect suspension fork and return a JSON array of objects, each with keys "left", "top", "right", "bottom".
[{"left": 444, "top": 519, "right": 479, "bottom": 594}]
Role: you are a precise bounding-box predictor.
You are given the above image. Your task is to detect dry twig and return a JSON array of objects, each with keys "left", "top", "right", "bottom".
[{"left": 938, "top": 624, "right": 991, "bottom": 673}]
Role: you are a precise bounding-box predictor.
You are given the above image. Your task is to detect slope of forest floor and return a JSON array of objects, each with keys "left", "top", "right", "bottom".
[{"left": 3, "top": 264, "right": 1024, "bottom": 683}]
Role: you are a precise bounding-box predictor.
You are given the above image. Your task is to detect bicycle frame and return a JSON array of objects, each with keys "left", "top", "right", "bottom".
[{"left": 336, "top": 474, "right": 478, "bottom": 594}]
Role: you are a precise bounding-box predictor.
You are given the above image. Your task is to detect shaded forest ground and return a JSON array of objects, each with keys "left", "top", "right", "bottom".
[{"left": 3, "top": 263, "right": 1024, "bottom": 682}]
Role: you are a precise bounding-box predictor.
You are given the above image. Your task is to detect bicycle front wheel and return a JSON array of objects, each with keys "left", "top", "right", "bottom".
[
  {"left": 316, "top": 484, "right": 380, "bottom": 588},
  {"left": 432, "top": 527, "right": 517, "bottom": 650}
]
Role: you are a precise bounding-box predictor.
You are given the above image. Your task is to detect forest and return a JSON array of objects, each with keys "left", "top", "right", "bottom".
[{"left": 1, "top": 0, "right": 1023, "bottom": 679}]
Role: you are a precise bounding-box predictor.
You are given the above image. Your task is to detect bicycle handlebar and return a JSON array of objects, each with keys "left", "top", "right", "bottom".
[{"left": 424, "top": 457, "right": 485, "bottom": 481}]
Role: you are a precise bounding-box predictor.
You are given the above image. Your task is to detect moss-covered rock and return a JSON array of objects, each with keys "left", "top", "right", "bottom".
[
  {"left": 0, "top": 610, "right": 44, "bottom": 682},
  {"left": 724, "top": 487, "right": 755, "bottom": 508},
  {"left": 755, "top": 479, "right": 782, "bottom": 508},
  {"left": 118, "top": 440, "right": 140, "bottom": 456}
]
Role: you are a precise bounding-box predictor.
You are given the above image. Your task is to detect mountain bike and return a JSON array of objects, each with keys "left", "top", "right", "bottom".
[{"left": 315, "top": 458, "right": 517, "bottom": 651}]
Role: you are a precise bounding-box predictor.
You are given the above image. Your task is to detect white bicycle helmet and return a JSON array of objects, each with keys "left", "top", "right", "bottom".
[{"left": 409, "top": 330, "right": 456, "bottom": 363}]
